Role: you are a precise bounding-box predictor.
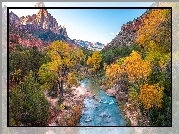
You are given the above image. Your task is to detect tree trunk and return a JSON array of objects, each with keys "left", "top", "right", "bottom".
[
  {"left": 59, "top": 79, "right": 63, "bottom": 98},
  {"left": 147, "top": 108, "right": 151, "bottom": 121}
]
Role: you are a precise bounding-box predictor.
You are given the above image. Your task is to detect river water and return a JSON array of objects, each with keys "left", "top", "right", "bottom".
[{"left": 79, "top": 78, "right": 126, "bottom": 126}]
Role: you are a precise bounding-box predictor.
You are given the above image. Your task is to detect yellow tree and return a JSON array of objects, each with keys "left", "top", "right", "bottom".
[
  {"left": 139, "top": 83, "right": 164, "bottom": 119},
  {"left": 136, "top": 9, "right": 171, "bottom": 53},
  {"left": 122, "top": 50, "right": 151, "bottom": 85},
  {"left": 86, "top": 51, "right": 102, "bottom": 73},
  {"left": 139, "top": 83, "right": 164, "bottom": 110},
  {"left": 105, "top": 50, "right": 151, "bottom": 88},
  {"left": 105, "top": 50, "right": 152, "bottom": 108},
  {"left": 38, "top": 40, "right": 84, "bottom": 98},
  {"left": 105, "top": 63, "right": 122, "bottom": 87}
]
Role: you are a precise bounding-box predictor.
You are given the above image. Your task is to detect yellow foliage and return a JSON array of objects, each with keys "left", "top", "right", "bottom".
[
  {"left": 136, "top": 9, "right": 171, "bottom": 53},
  {"left": 144, "top": 41, "right": 171, "bottom": 71},
  {"left": 105, "top": 63, "right": 123, "bottom": 86},
  {"left": 67, "top": 73, "right": 78, "bottom": 88},
  {"left": 122, "top": 50, "right": 151, "bottom": 83},
  {"left": 86, "top": 57, "right": 92, "bottom": 66},
  {"left": 38, "top": 40, "right": 85, "bottom": 91},
  {"left": 59, "top": 104, "right": 65, "bottom": 110},
  {"left": 86, "top": 51, "right": 102, "bottom": 71},
  {"left": 105, "top": 50, "right": 151, "bottom": 87},
  {"left": 67, "top": 105, "right": 82, "bottom": 126},
  {"left": 139, "top": 83, "right": 164, "bottom": 110}
]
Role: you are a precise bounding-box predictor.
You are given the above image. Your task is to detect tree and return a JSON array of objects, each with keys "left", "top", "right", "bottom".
[
  {"left": 139, "top": 83, "right": 164, "bottom": 110},
  {"left": 86, "top": 51, "right": 102, "bottom": 73},
  {"left": 139, "top": 83, "right": 164, "bottom": 121},
  {"left": 38, "top": 40, "right": 85, "bottom": 98},
  {"left": 9, "top": 71, "right": 49, "bottom": 126},
  {"left": 122, "top": 50, "right": 151, "bottom": 85},
  {"left": 136, "top": 9, "right": 171, "bottom": 53},
  {"left": 105, "top": 50, "right": 151, "bottom": 87},
  {"left": 105, "top": 50, "right": 152, "bottom": 109},
  {"left": 9, "top": 44, "right": 50, "bottom": 85},
  {"left": 105, "top": 63, "right": 123, "bottom": 87}
]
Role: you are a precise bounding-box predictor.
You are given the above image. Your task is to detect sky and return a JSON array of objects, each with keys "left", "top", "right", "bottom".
[{"left": 3, "top": 2, "right": 154, "bottom": 45}]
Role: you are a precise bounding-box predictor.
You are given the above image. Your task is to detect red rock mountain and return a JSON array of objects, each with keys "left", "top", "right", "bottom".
[
  {"left": 8, "top": 8, "right": 77, "bottom": 51},
  {"left": 7, "top": 4, "right": 150, "bottom": 52},
  {"left": 8, "top": 7, "right": 105, "bottom": 51},
  {"left": 103, "top": 10, "right": 148, "bottom": 50},
  {"left": 9, "top": 23, "right": 48, "bottom": 52}
]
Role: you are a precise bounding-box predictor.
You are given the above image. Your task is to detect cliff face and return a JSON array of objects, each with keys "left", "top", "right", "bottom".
[
  {"left": 8, "top": 8, "right": 105, "bottom": 51},
  {"left": 103, "top": 12, "right": 148, "bottom": 50},
  {"left": 9, "top": 24, "right": 48, "bottom": 52},
  {"left": 8, "top": 8, "right": 78, "bottom": 50},
  {"left": 9, "top": 9, "right": 68, "bottom": 39}
]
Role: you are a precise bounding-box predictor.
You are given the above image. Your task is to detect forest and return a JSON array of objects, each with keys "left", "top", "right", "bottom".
[{"left": 9, "top": 9, "right": 171, "bottom": 126}]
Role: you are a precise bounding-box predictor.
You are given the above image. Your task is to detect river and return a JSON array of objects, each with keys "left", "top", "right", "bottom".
[{"left": 79, "top": 78, "right": 126, "bottom": 126}]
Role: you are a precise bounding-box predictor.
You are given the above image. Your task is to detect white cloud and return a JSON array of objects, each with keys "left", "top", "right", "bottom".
[
  {"left": 116, "top": 32, "right": 118, "bottom": 35},
  {"left": 110, "top": 33, "right": 114, "bottom": 35}
]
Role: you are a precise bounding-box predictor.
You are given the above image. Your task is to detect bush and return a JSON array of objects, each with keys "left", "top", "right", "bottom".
[
  {"left": 9, "top": 71, "right": 50, "bottom": 126},
  {"left": 126, "top": 117, "right": 131, "bottom": 126},
  {"left": 67, "top": 105, "right": 82, "bottom": 126}
]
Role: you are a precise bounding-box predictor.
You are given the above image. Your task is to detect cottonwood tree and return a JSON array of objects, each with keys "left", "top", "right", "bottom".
[
  {"left": 136, "top": 9, "right": 171, "bottom": 53},
  {"left": 86, "top": 51, "right": 102, "bottom": 74},
  {"left": 38, "top": 40, "right": 84, "bottom": 98}
]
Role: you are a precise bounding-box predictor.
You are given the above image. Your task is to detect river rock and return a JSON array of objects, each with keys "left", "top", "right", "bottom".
[
  {"left": 100, "top": 85, "right": 105, "bottom": 89},
  {"left": 116, "top": 91, "right": 128, "bottom": 103},
  {"left": 106, "top": 87, "right": 117, "bottom": 97},
  {"left": 85, "top": 116, "right": 92, "bottom": 122}
]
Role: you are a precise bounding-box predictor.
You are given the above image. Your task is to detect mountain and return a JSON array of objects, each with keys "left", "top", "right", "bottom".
[
  {"left": 73, "top": 39, "right": 104, "bottom": 51},
  {"left": 7, "top": 5, "right": 105, "bottom": 51},
  {"left": 9, "top": 23, "right": 47, "bottom": 52},
  {"left": 9, "top": 9, "right": 74, "bottom": 47},
  {"left": 103, "top": 10, "right": 148, "bottom": 50}
]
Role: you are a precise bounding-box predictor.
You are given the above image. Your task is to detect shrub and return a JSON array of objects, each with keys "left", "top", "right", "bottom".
[{"left": 9, "top": 71, "right": 50, "bottom": 126}]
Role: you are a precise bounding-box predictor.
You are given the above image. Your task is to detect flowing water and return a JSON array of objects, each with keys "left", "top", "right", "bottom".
[{"left": 79, "top": 78, "right": 126, "bottom": 126}]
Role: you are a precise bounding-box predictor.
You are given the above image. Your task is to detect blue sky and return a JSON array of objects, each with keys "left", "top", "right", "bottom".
[{"left": 3, "top": 2, "right": 154, "bottom": 45}]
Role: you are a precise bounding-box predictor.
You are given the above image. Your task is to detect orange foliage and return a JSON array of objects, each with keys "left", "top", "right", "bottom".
[
  {"left": 139, "top": 83, "right": 164, "bottom": 110},
  {"left": 136, "top": 9, "right": 171, "bottom": 53}
]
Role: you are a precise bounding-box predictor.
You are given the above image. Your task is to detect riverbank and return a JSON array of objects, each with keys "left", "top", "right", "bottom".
[
  {"left": 44, "top": 84, "right": 92, "bottom": 126},
  {"left": 101, "top": 84, "right": 150, "bottom": 126}
]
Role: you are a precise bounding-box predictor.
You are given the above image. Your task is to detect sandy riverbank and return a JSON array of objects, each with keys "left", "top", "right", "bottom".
[{"left": 45, "top": 85, "right": 92, "bottom": 126}]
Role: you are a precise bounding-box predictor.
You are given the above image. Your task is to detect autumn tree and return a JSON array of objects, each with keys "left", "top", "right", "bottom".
[
  {"left": 122, "top": 50, "right": 151, "bottom": 85},
  {"left": 105, "top": 63, "right": 123, "bottom": 87},
  {"left": 139, "top": 83, "right": 164, "bottom": 121},
  {"left": 86, "top": 51, "right": 102, "bottom": 73},
  {"left": 139, "top": 83, "right": 164, "bottom": 110},
  {"left": 105, "top": 50, "right": 152, "bottom": 108},
  {"left": 106, "top": 50, "right": 151, "bottom": 88},
  {"left": 38, "top": 40, "right": 84, "bottom": 98},
  {"left": 136, "top": 9, "right": 171, "bottom": 53}
]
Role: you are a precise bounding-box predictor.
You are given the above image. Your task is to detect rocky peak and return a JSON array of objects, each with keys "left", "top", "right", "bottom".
[
  {"left": 36, "top": 9, "right": 49, "bottom": 19},
  {"left": 104, "top": 11, "right": 148, "bottom": 50},
  {"left": 9, "top": 11, "right": 21, "bottom": 26}
]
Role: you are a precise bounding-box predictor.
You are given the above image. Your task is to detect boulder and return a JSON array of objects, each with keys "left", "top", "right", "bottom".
[{"left": 106, "top": 87, "right": 117, "bottom": 97}]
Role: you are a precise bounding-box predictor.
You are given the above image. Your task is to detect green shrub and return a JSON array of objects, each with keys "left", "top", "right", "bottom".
[
  {"left": 126, "top": 117, "right": 131, "bottom": 126},
  {"left": 9, "top": 71, "right": 50, "bottom": 126}
]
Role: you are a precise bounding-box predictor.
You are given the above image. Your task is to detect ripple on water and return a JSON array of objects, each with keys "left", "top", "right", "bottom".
[{"left": 80, "top": 78, "right": 126, "bottom": 126}]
